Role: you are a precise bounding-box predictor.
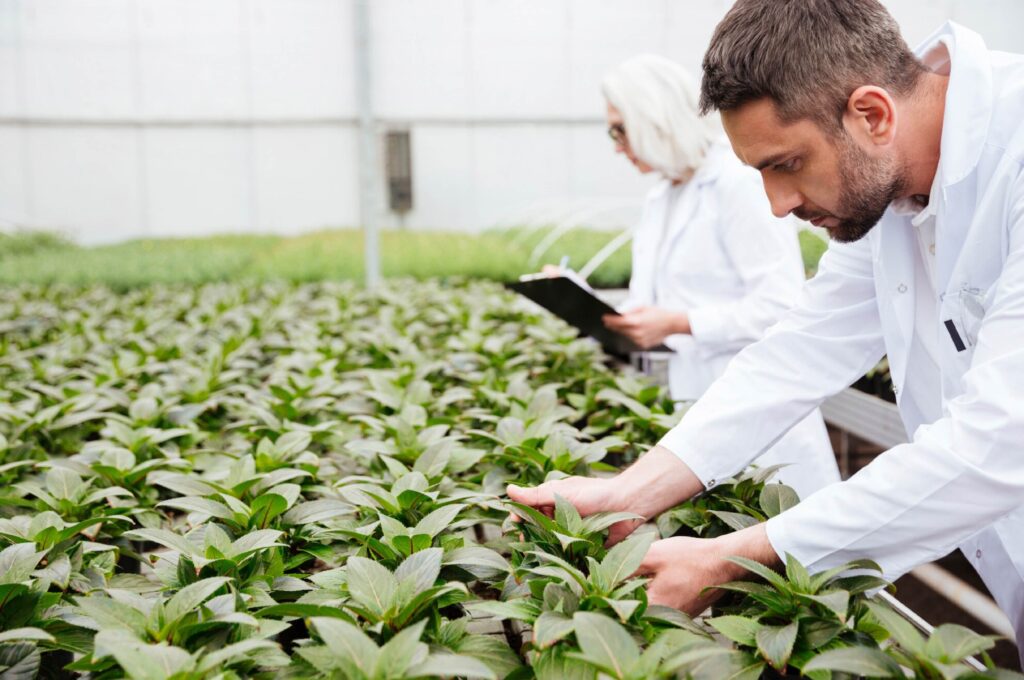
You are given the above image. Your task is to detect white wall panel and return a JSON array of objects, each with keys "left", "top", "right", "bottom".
[
  {"left": 3, "top": 0, "right": 1024, "bottom": 243},
  {"left": 19, "top": 0, "right": 137, "bottom": 119},
  {"left": 249, "top": 0, "right": 355, "bottom": 118},
  {"left": 143, "top": 128, "right": 249, "bottom": 236},
  {"left": 0, "top": 128, "right": 29, "bottom": 225},
  {"left": 371, "top": 1, "right": 470, "bottom": 120},
  {"left": 0, "top": 3, "right": 23, "bottom": 118},
  {"left": 27, "top": 126, "right": 141, "bottom": 242},
  {"left": 136, "top": 0, "right": 248, "bottom": 119},
  {"left": 467, "top": 1, "right": 569, "bottom": 118},
  {"left": 401, "top": 125, "right": 475, "bottom": 229},
  {"left": 252, "top": 125, "right": 359, "bottom": 232}
]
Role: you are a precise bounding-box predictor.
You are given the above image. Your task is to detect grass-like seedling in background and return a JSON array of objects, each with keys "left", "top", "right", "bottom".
[{"left": 0, "top": 226, "right": 831, "bottom": 290}]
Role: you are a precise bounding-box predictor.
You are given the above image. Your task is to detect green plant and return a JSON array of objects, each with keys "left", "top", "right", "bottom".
[
  {"left": 296, "top": 618, "right": 496, "bottom": 680},
  {"left": 656, "top": 464, "right": 800, "bottom": 539}
]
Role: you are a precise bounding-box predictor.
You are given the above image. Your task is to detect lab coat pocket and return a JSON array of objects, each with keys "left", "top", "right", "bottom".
[{"left": 957, "top": 283, "right": 998, "bottom": 349}]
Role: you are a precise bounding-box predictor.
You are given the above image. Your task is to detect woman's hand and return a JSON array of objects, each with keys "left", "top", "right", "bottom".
[{"left": 603, "top": 305, "right": 690, "bottom": 348}]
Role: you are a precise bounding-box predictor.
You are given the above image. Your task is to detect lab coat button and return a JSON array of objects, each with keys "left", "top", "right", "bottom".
[
  {"left": 897, "top": 284, "right": 908, "bottom": 294},
  {"left": 707, "top": 479, "right": 716, "bottom": 489},
  {"left": 976, "top": 549, "right": 983, "bottom": 559}
]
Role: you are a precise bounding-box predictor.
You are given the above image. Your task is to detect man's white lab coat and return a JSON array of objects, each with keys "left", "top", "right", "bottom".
[
  {"left": 660, "top": 22, "right": 1024, "bottom": 654},
  {"left": 628, "top": 141, "right": 839, "bottom": 499}
]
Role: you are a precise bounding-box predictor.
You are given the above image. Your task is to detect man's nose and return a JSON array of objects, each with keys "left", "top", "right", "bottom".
[{"left": 762, "top": 175, "right": 803, "bottom": 218}]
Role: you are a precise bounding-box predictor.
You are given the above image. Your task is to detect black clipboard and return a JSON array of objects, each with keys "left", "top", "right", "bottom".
[{"left": 507, "top": 276, "right": 672, "bottom": 358}]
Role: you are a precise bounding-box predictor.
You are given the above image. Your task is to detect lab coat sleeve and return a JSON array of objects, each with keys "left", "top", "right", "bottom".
[
  {"left": 686, "top": 169, "right": 805, "bottom": 352},
  {"left": 658, "top": 235, "right": 885, "bottom": 486},
  {"left": 765, "top": 177, "right": 1024, "bottom": 579}
]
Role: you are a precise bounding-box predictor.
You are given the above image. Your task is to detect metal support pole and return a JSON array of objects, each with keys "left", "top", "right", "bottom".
[{"left": 354, "top": 0, "right": 380, "bottom": 287}]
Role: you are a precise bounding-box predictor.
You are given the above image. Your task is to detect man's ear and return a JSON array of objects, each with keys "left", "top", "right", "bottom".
[{"left": 843, "top": 85, "right": 897, "bottom": 147}]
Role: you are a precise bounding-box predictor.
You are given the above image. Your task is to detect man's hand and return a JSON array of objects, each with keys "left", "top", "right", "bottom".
[
  {"left": 506, "top": 447, "right": 705, "bottom": 545},
  {"left": 635, "top": 524, "right": 781, "bottom": 615},
  {"left": 603, "top": 306, "right": 690, "bottom": 349},
  {"left": 507, "top": 476, "right": 641, "bottom": 545}
]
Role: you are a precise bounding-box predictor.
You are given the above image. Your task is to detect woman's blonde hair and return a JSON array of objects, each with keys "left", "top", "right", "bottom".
[{"left": 602, "top": 54, "right": 720, "bottom": 181}]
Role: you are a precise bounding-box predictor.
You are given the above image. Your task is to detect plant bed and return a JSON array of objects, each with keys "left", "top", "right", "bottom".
[{"left": 0, "top": 280, "right": 1018, "bottom": 679}]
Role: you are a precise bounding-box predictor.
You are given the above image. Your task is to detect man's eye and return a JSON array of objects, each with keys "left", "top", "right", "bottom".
[{"left": 774, "top": 158, "right": 800, "bottom": 172}]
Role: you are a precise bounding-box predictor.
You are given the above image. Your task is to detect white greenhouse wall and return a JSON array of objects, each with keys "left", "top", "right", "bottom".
[{"left": 0, "top": 0, "right": 1022, "bottom": 244}]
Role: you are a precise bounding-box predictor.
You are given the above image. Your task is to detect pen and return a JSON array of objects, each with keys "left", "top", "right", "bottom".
[{"left": 559, "top": 255, "right": 569, "bottom": 271}]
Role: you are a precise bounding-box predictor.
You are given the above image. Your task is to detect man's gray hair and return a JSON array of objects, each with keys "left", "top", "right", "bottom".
[{"left": 700, "top": 0, "right": 926, "bottom": 128}]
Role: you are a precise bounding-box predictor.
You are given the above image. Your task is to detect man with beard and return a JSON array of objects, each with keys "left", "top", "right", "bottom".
[{"left": 507, "top": 0, "right": 1024, "bottom": 663}]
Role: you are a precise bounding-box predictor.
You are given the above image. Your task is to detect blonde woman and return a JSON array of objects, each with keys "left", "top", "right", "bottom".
[{"left": 599, "top": 54, "right": 839, "bottom": 498}]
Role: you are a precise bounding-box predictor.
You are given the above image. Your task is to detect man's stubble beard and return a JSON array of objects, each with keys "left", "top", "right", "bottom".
[{"left": 825, "top": 134, "right": 907, "bottom": 243}]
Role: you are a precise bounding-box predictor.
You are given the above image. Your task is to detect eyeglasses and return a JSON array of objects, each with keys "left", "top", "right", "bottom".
[{"left": 607, "top": 123, "right": 627, "bottom": 145}]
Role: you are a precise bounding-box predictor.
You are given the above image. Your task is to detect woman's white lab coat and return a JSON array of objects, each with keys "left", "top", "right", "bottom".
[{"left": 625, "top": 141, "right": 840, "bottom": 499}]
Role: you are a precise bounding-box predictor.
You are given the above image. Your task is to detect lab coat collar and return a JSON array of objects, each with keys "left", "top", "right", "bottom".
[{"left": 916, "top": 21, "right": 993, "bottom": 189}]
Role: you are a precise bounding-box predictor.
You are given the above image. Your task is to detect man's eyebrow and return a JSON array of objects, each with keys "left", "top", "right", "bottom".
[{"left": 753, "top": 152, "right": 789, "bottom": 171}]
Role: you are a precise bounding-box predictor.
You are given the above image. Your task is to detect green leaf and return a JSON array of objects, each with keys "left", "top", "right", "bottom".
[
  {"left": 597, "top": 532, "right": 654, "bottom": 590},
  {"left": 579, "top": 510, "right": 644, "bottom": 534},
  {"left": 374, "top": 620, "right": 428, "bottom": 677},
  {"left": 0, "top": 640, "right": 40, "bottom": 680},
  {"left": 572, "top": 611, "right": 639, "bottom": 679},
  {"left": 123, "top": 528, "right": 197, "bottom": 558},
  {"left": 0, "top": 628, "right": 55, "bottom": 643},
  {"left": 94, "top": 630, "right": 195, "bottom": 680},
  {"left": 507, "top": 501, "right": 560, "bottom": 534},
  {"left": 309, "top": 617, "right": 379, "bottom": 674},
  {"left": 454, "top": 634, "right": 523, "bottom": 679},
  {"left": 164, "top": 576, "right": 231, "bottom": 625},
  {"left": 465, "top": 599, "right": 540, "bottom": 623},
  {"left": 534, "top": 611, "right": 575, "bottom": 649},
  {"left": 255, "top": 603, "right": 355, "bottom": 621},
  {"left": 45, "top": 467, "right": 83, "bottom": 500},
  {"left": 74, "top": 595, "right": 149, "bottom": 635},
  {"left": 924, "top": 623, "right": 995, "bottom": 663},
  {"left": 345, "top": 555, "right": 398, "bottom": 617},
  {"left": 282, "top": 499, "right": 353, "bottom": 525},
  {"left": 0, "top": 544, "right": 45, "bottom": 585},
  {"left": 799, "top": 590, "right": 850, "bottom": 623},
  {"left": 755, "top": 622, "right": 797, "bottom": 671},
  {"left": 758, "top": 484, "right": 800, "bottom": 518},
  {"left": 553, "top": 494, "right": 583, "bottom": 535},
  {"left": 707, "top": 615, "right": 763, "bottom": 647},
  {"left": 802, "top": 646, "right": 903, "bottom": 677},
  {"left": 866, "top": 600, "right": 927, "bottom": 654},
  {"left": 411, "top": 653, "right": 497, "bottom": 680},
  {"left": 601, "top": 597, "right": 642, "bottom": 623},
  {"left": 414, "top": 504, "right": 466, "bottom": 537},
  {"left": 784, "top": 553, "right": 812, "bottom": 593},
  {"left": 195, "top": 639, "right": 287, "bottom": 673},
  {"left": 442, "top": 546, "right": 510, "bottom": 580},
  {"left": 249, "top": 493, "right": 288, "bottom": 528},
  {"left": 724, "top": 555, "right": 791, "bottom": 592},
  {"left": 226, "top": 529, "right": 284, "bottom": 558},
  {"left": 156, "top": 496, "right": 235, "bottom": 520},
  {"left": 708, "top": 511, "right": 760, "bottom": 532},
  {"left": 394, "top": 547, "right": 443, "bottom": 595}
]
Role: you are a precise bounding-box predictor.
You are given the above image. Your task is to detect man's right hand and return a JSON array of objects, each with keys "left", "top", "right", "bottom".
[
  {"left": 507, "top": 476, "right": 642, "bottom": 545},
  {"left": 505, "top": 446, "right": 706, "bottom": 544}
]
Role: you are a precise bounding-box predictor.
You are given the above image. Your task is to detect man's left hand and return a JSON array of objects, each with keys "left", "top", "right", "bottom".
[{"left": 634, "top": 524, "right": 781, "bottom": 615}]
